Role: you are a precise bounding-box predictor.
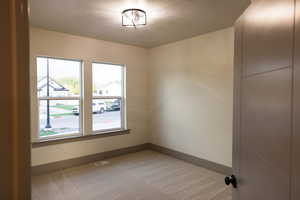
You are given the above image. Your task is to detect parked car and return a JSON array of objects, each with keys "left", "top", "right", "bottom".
[
  {"left": 72, "top": 106, "right": 80, "bottom": 115},
  {"left": 93, "top": 102, "right": 107, "bottom": 113},
  {"left": 107, "top": 99, "right": 121, "bottom": 111},
  {"left": 72, "top": 102, "right": 107, "bottom": 115}
]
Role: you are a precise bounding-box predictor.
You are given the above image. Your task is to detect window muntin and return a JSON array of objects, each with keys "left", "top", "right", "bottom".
[
  {"left": 92, "top": 63, "right": 125, "bottom": 132},
  {"left": 37, "top": 57, "right": 82, "bottom": 139}
]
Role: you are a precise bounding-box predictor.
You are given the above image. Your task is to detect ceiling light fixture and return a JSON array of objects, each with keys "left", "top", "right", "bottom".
[{"left": 122, "top": 8, "right": 147, "bottom": 28}]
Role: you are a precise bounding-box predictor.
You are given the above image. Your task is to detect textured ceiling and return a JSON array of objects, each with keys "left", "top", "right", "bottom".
[{"left": 29, "top": 0, "right": 250, "bottom": 48}]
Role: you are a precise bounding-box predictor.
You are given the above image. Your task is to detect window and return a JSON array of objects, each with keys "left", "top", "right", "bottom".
[
  {"left": 92, "top": 63, "right": 125, "bottom": 132},
  {"left": 35, "top": 57, "right": 126, "bottom": 142},
  {"left": 37, "top": 57, "right": 82, "bottom": 139}
]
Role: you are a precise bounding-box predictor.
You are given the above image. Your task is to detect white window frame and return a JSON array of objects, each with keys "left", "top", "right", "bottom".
[
  {"left": 92, "top": 62, "right": 127, "bottom": 134},
  {"left": 36, "top": 56, "right": 83, "bottom": 141},
  {"left": 33, "top": 57, "right": 127, "bottom": 142}
]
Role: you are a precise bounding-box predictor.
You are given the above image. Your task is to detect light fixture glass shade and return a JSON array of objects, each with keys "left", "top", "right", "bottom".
[{"left": 122, "top": 9, "right": 146, "bottom": 27}]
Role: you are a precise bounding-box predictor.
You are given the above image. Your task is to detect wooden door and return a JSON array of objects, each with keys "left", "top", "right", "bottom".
[{"left": 233, "top": 0, "right": 295, "bottom": 199}]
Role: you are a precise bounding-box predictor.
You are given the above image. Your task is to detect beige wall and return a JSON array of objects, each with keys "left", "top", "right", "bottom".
[
  {"left": 149, "top": 28, "right": 234, "bottom": 167},
  {"left": 30, "top": 27, "right": 149, "bottom": 166},
  {"left": 30, "top": 27, "right": 234, "bottom": 168}
]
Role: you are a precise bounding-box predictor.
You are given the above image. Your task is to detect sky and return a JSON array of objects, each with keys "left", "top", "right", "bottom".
[
  {"left": 37, "top": 57, "right": 81, "bottom": 80},
  {"left": 93, "top": 63, "right": 122, "bottom": 87},
  {"left": 37, "top": 57, "right": 123, "bottom": 86}
]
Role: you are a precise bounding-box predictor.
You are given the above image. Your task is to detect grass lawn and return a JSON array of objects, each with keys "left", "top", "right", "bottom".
[
  {"left": 49, "top": 104, "right": 75, "bottom": 117},
  {"left": 40, "top": 128, "right": 70, "bottom": 136},
  {"left": 51, "top": 113, "right": 74, "bottom": 117},
  {"left": 51, "top": 104, "right": 75, "bottom": 111},
  {"left": 40, "top": 130, "right": 58, "bottom": 137}
]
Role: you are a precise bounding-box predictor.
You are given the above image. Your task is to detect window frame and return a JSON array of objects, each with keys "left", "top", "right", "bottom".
[
  {"left": 33, "top": 56, "right": 127, "bottom": 143},
  {"left": 36, "top": 56, "right": 84, "bottom": 142},
  {"left": 91, "top": 61, "right": 127, "bottom": 134}
]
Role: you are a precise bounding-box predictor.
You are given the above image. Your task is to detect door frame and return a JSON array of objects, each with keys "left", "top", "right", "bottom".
[
  {"left": 0, "top": 0, "right": 31, "bottom": 199},
  {"left": 232, "top": 14, "right": 244, "bottom": 200}
]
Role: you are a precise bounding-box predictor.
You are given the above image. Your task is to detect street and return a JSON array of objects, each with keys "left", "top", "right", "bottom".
[{"left": 40, "top": 110, "right": 121, "bottom": 136}]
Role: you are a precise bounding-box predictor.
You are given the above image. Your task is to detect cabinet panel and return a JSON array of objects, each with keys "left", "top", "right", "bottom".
[
  {"left": 240, "top": 68, "right": 292, "bottom": 200},
  {"left": 243, "top": 0, "right": 294, "bottom": 76},
  {"left": 292, "top": 0, "right": 300, "bottom": 199}
]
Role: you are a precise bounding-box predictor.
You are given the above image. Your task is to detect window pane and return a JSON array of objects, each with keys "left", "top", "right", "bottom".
[
  {"left": 37, "top": 57, "right": 81, "bottom": 97},
  {"left": 39, "top": 100, "right": 80, "bottom": 137},
  {"left": 37, "top": 57, "right": 47, "bottom": 81},
  {"left": 92, "top": 63, "right": 122, "bottom": 97},
  {"left": 92, "top": 99, "right": 122, "bottom": 131}
]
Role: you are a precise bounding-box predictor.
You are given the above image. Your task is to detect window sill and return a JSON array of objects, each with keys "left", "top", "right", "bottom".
[{"left": 32, "top": 129, "right": 130, "bottom": 148}]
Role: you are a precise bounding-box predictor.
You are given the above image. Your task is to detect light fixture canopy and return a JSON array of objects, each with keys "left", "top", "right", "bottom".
[{"left": 122, "top": 8, "right": 147, "bottom": 28}]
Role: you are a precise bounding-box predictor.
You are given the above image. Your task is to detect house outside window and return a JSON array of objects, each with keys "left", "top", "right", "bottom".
[
  {"left": 35, "top": 56, "right": 126, "bottom": 141},
  {"left": 92, "top": 62, "right": 125, "bottom": 132},
  {"left": 37, "top": 57, "right": 82, "bottom": 139}
]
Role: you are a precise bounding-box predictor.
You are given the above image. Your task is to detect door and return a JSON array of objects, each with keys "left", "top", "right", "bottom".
[{"left": 232, "top": 0, "right": 295, "bottom": 199}]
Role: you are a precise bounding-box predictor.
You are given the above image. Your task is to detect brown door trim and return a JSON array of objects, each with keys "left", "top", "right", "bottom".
[
  {"left": 292, "top": 0, "right": 300, "bottom": 199},
  {"left": 232, "top": 14, "right": 245, "bottom": 200},
  {"left": 0, "top": 0, "right": 31, "bottom": 199}
]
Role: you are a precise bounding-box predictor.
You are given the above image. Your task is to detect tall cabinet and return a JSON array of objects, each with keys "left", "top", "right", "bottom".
[
  {"left": 292, "top": 0, "right": 300, "bottom": 199},
  {"left": 233, "top": 0, "right": 300, "bottom": 199}
]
